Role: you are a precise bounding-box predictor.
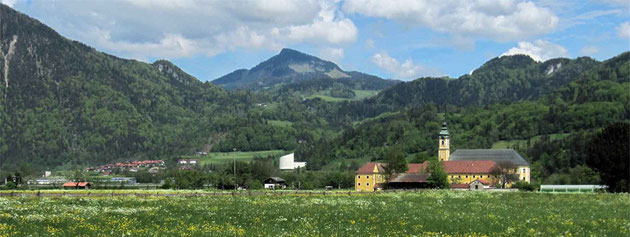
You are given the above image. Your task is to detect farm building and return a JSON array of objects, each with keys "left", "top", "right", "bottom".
[
  {"left": 540, "top": 185, "right": 606, "bottom": 193},
  {"left": 355, "top": 122, "right": 530, "bottom": 191},
  {"left": 36, "top": 177, "right": 67, "bottom": 185},
  {"left": 178, "top": 159, "right": 199, "bottom": 165},
  {"left": 450, "top": 180, "right": 494, "bottom": 191},
  {"left": 62, "top": 182, "right": 92, "bottom": 189},
  {"left": 388, "top": 173, "right": 431, "bottom": 189},
  {"left": 110, "top": 177, "right": 137, "bottom": 185},
  {"left": 440, "top": 122, "right": 530, "bottom": 183},
  {"left": 178, "top": 159, "right": 200, "bottom": 170},
  {"left": 355, "top": 160, "right": 498, "bottom": 191},
  {"left": 263, "top": 177, "right": 286, "bottom": 189},
  {"left": 279, "top": 153, "right": 306, "bottom": 170}
]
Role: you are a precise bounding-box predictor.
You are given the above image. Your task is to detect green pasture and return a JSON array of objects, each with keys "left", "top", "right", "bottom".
[
  {"left": 182, "top": 150, "right": 288, "bottom": 165},
  {"left": 492, "top": 133, "right": 572, "bottom": 149},
  {"left": 0, "top": 191, "right": 628, "bottom": 236}
]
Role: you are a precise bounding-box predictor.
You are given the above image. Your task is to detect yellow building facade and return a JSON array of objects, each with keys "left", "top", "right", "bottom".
[
  {"left": 354, "top": 122, "right": 531, "bottom": 191},
  {"left": 448, "top": 173, "right": 494, "bottom": 184},
  {"left": 354, "top": 163, "right": 385, "bottom": 192}
]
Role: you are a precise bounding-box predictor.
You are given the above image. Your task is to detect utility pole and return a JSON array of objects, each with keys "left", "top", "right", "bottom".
[{"left": 233, "top": 148, "right": 236, "bottom": 190}]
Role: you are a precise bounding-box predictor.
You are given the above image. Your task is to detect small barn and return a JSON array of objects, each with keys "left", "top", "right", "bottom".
[
  {"left": 62, "top": 182, "right": 92, "bottom": 189},
  {"left": 387, "top": 173, "right": 431, "bottom": 189},
  {"left": 263, "top": 177, "right": 286, "bottom": 189},
  {"left": 469, "top": 179, "right": 493, "bottom": 191}
]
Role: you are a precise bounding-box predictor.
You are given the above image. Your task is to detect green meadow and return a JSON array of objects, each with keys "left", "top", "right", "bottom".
[
  {"left": 182, "top": 150, "right": 287, "bottom": 165},
  {"left": 0, "top": 190, "right": 628, "bottom": 236}
]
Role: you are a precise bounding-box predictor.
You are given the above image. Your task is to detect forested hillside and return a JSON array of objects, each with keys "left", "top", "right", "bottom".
[
  {"left": 328, "top": 55, "right": 601, "bottom": 120},
  {"left": 0, "top": 3, "right": 627, "bottom": 185},
  {"left": 298, "top": 52, "right": 629, "bottom": 184},
  {"left": 0, "top": 5, "right": 292, "bottom": 169}
]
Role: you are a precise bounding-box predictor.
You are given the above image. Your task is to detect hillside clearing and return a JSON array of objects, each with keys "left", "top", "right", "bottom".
[
  {"left": 491, "top": 133, "right": 572, "bottom": 149},
  {"left": 182, "top": 150, "right": 288, "bottom": 165}
]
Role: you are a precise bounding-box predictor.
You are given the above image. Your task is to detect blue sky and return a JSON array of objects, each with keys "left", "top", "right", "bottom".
[{"left": 4, "top": 0, "right": 629, "bottom": 81}]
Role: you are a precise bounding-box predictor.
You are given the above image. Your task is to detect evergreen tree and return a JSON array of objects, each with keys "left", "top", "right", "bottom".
[
  {"left": 383, "top": 148, "right": 408, "bottom": 177},
  {"left": 426, "top": 159, "right": 450, "bottom": 189},
  {"left": 586, "top": 122, "right": 630, "bottom": 192}
]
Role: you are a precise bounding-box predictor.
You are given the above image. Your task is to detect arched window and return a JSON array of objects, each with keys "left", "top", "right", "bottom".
[{"left": 441, "top": 140, "right": 444, "bottom": 145}]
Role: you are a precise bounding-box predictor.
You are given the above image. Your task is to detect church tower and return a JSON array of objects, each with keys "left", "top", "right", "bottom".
[{"left": 438, "top": 122, "right": 450, "bottom": 161}]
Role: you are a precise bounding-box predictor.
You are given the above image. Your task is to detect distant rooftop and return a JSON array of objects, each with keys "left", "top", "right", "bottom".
[{"left": 450, "top": 149, "right": 528, "bottom": 166}]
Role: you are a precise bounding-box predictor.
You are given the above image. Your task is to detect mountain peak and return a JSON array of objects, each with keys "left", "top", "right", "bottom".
[
  {"left": 213, "top": 48, "right": 390, "bottom": 90},
  {"left": 279, "top": 48, "right": 303, "bottom": 55}
]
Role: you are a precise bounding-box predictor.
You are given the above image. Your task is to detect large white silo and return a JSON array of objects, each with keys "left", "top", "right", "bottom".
[{"left": 279, "top": 153, "right": 295, "bottom": 170}]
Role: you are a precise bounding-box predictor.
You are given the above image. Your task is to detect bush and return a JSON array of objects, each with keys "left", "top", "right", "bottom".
[
  {"left": 245, "top": 180, "right": 263, "bottom": 190},
  {"left": 513, "top": 181, "right": 539, "bottom": 192},
  {"left": 301, "top": 182, "right": 313, "bottom": 190}
]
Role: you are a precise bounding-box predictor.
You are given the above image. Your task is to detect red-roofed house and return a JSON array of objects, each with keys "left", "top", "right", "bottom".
[
  {"left": 355, "top": 162, "right": 386, "bottom": 192},
  {"left": 62, "top": 182, "right": 92, "bottom": 189},
  {"left": 442, "top": 160, "right": 497, "bottom": 185},
  {"left": 354, "top": 160, "right": 498, "bottom": 191},
  {"left": 353, "top": 122, "right": 530, "bottom": 191}
]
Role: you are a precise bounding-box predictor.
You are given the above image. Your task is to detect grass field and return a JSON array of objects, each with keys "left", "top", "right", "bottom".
[
  {"left": 304, "top": 89, "right": 380, "bottom": 102},
  {"left": 0, "top": 191, "right": 628, "bottom": 236},
  {"left": 491, "top": 133, "right": 572, "bottom": 149},
  {"left": 182, "top": 150, "right": 287, "bottom": 165}
]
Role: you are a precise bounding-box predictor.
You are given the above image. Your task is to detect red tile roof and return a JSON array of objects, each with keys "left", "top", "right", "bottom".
[
  {"left": 62, "top": 182, "right": 90, "bottom": 187},
  {"left": 356, "top": 160, "right": 496, "bottom": 175},
  {"left": 407, "top": 163, "right": 428, "bottom": 173},
  {"left": 443, "top": 160, "right": 496, "bottom": 174},
  {"left": 356, "top": 162, "right": 385, "bottom": 174}
]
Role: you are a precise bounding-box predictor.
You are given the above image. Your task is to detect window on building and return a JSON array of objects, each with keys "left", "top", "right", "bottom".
[
  {"left": 466, "top": 175, "right": 468, "bottom": 178},
  {"left": 358, "top": 183, "right": 361, "bottom": 186},
  {"left": 357, "top": 175, "right": 361, "bottom": 179},
  {"left": 473, "top": 175, "right": 476, "bottom": 178},
  {"left": 522, "top": 177, "right": 525, "bottom": 181},
  {"left": 442, "top": 140, "right": 444, "bottom": 145},
  {"left": 458, "top": 175, "right": 461, "bottom": 178},
  {"left": 367, "top": 183, "right": 370, "bottom": 186},
  {"left": 366, "top": 176, "right": 370, "bottom": 179},
  {"left": 522, "top": 168, "right": 526, "bottom": 173}
]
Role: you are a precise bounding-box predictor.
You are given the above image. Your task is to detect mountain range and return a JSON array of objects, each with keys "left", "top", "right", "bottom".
[
  {"left": 0, "top": 2, "right": 628, "bottom": 184},
  {"left": 213, "top": 48, "right": 397, "bottom": 90}
]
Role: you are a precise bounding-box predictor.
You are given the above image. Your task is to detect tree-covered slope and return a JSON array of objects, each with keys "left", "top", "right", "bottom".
[
  {"left": 297, "top": 52, "right": 629, "bottom": 183},
  {"left": 0, "top": 4, "right": 278, "bottom": 169},
  {"left": 362, "top": 55, "right": 600, "bottom": 112}
]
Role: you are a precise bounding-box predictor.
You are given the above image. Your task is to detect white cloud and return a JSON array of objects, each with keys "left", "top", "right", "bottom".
[
  {"left": 365, "top": 39, "right": 375, "bottom": 49},
  {"left": 19, "top": 0, "right": 357, "bottom": 60},
  {"left": 1, "top": 0, "right": 16, "bottom": 7},
  {"left": 501, "top": 40, "right": 568, "bottom": 62},
  {"left": 617, "top": 22, "right": 630, "bottom": 40},
  {"left": 580, "top": 46, "right": 599, "bottom": 56},
  {"left": 343, "top": 0, "right": 558, "bottom": 43},
  {"left": 371, "top": 51, "right": 443, "bottom": 80},
  {"left": 319, "top": 47, "right": 344, "bottom": 63}
]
